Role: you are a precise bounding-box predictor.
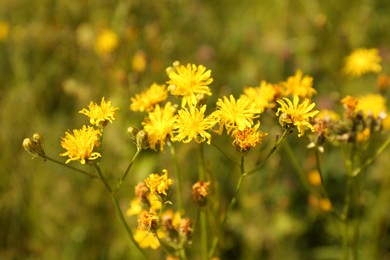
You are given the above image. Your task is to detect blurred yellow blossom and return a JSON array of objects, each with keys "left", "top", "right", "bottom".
[
  {"left": 243, "top": 81, "right": 277, "bottom": 112},
  {"left": 315, "top": 109, "right": 340, "bottom": 122},
  {"left": 232, "top": 122, "right": 267, "bottom": 152},
  {"left": 343, "top": 48, "right": 382, "bottom": 77},
  {"left": 167, "top": 63, "right": 213, "bottom": 107},
  {"left": 126, "top": 193, "right": 162, "bottom": 217},
  {"left": 356, "top": 128, "right": 371, "bottom": 142},
  {"left": 213, "top": 95, "right": 259, "bottom": 135},
  {"left": 60, "top": 125, "right": 101, "bottom": 164},
  {"left": 130, "top": 83, "right": 168, "bottom": 112},
  {"left": 94, "top": 29, "right": 119, "bottom": 55},
  {"left": 282, "top": 70, "right": 316, "bottom": 98},
  {"left": 142, "top": 102, "right": 176, "bottom": 151},
  {"left": 132, "top": 50, "right": 147, "bottom": 73},
  {"left": 145, "top": 169, "right": 174, "bottom": 196},
  {"left": 138, "top": 210, "right": 159, "bottom": 232},
  {"left": 79, "top": 97, "right": 119, "bottom": 128},
  {"left": 356, "top": 94, "right": 387, "bottom": 118},
  {"left": 134, "top": 229, "right": 164, "bottom": 249},
  {"left": 276, "top": 95, "right": 319, "bottom": 137},
  {"left": 172, "top": 104, "right": 217, "bottom": 144},
  {"left": 307, "top": 170, "right": 322, "bottom": 186},
  {"left": 0, "top": 21, "right": 10, "bottom": 41}
]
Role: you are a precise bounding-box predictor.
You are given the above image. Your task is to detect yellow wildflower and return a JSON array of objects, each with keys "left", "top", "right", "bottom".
[
  {"left": 282, "top": 70, "right": 316, "bottom": 98},
  {"left": 142, "top": 102, "right": 176, "bottom": 151},
  {"left": 166, "top": 63, "right": 213, "bottom": 107},
  {"left": 144, "top": 169, "right": 174, "bottom": 196},
  {"left": 243, "top": 80, "right": 277, "bottom": 112},
  {"left": 94, "top": 29, "right": 119, "bottom": 55},
  {"left": 213, "top": 95, "right": 259, "bottom": 135},
  {"left": 343, "top": 48, "right": 382, "bottom": 77},
  {"left": 0, "top": 21, "right": 10, "bottom": 41},
  {"left": 130, "top": 83, "right": 168, "bottom": 112},
  {"left": 126, "top": 193, "right": 162, "bottom": 217},
  {"left": 132, "top": 50, "right": 147, "bottom": 73},
  {"left": 232, "top": 122, "right": 267, "bottom": 152},
  {"left": 276, "top": 95, "right": 319, "bottom": 137},
  {"left": 134, "top": 229, "right": 163, "bottom": 249},
  {"left": 60, "top": 125, "right": 101, "bottom": 164},
  {"left": 315, "top": 109, "right": 340, "bottom": 122},
  {"left": 307, "top": 170, "right": 322, "bottom": 186},
  {"left": 172, "top": 104, "right": 217, "bottom": 144},
  {"left": 356, "top": 94, "right": 387, "bottom": 118},
  {"left": 79, "top": 97, "right": 119, "bottom": 128}
]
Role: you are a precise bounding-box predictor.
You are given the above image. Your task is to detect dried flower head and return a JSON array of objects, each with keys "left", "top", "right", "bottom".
[
  {"left": 138, "top": 210, "right": 159, "bottom": 233},
  {"left": 79, "top": 97, "right": 119, "bottom": 128},
  {"left": 231, "top": 122, "right": 267, "bottom": 152},
  {"left": 192, "top": 180, "right": 210, "bottom": 207}
]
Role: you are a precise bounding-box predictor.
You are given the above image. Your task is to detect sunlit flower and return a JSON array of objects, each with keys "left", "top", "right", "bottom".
[
  {"left": 276, "top": 95, "right": 319, "bottom": 137},
  {"left": 60, "top": 125, "right": 101, "bottom": 164},
  {"left": 142, "top": 102, "right": 176, "bottom": 151},
  {"left": 172, "top": 104, "right": 217, "bottom": 144},
  {"left": 79, "top": 97, "right": 119, "bottom": 127},
  {"left": 343, "top": 48, "right": 382, "bottom": 77},
  {"left": 213, "top": 95, "right": 259, "bottom": 135},
  {"left": 130, "top": 83, "right": 168, "bottom": 112},
  {"left": 138, "top": 210, "right": 159, "bottom": 233},
  {"left": 0, "top": 21, "right": 10, "bottom": 41},
  {"left": 243, "top": 80, "right": 277, "bottom": 112},
  {"left": 94, "top": 29, "right": 119, "bottom": 55},
  {"left": 282, "top": 70, "right": 316, "bottom": 98},
  {"left": 134, "top": 229, "right": 163, "bottom": 249},
  {"left": 232, "top": 122, "right": 267, "bottom": 152},
  {"left": 356, "top": 94, "right": 387, "bottom": 118},
  {"left": 166, "top": 63, "right": 213, "bottom": 107},
  {"left": 144, "top": 169, "right": 174, "bottom": 197}
]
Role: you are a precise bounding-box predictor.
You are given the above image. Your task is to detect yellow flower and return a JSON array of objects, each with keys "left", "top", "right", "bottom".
[
  {"left": 142, "top": 102, "right": 176, "bottom": 151},
  {"left": 343, "top": 48, "right": 382, "bottom": 77},
  {"left": 134, "top": 229, "right": 163, "bottom": 249},
  {"left": 138, "top": 210, "right": 159, "bottom": 233},
  {"left": 315, "top": 109, "right": 340, "bottom": 122},
  {"left": 212, "top": 95, "right": 259, "bottom": 135},
  {"left": 0, "top": 21, "right": 10, "bottom": 41},
  {"left": 282, "top": 70, "right": 316, "bottom": 98},
  {"left": 307, "top": 170, "right": 322, "bottom": 186},
  {"left": 60, "top": 125, "right": 101, "bottom": 164},
  {"left": 79, "top": 97, "right": 119, "bottom": 128},
  {"left": 243, "top": 81, "right": 276, "bottom": 112},
  {"left": 126, "top": 193, "right": 162, "bottom": 217},
  {"left": 94, "top": 29, "right": 119, "bottom": 55},
  {"left": 276, "top": 95, "right": 319, "bottom": 137},
  {"left": 356, "top": 94, "right": 387, "bottom": 118},
  {"left": 231, "top": 122, "right": 267, "bottom": 152},
  {"left": 130, "top": 83, "right": 168, "bottom": 112},
  {"left": 166, "top": 63, "right": 213, "bottom": 107},
  {"left": 172, "top": 104, "right": 217, "bottom": 144},
  {"left": 356, "top": 128, "right": 371, "bottom": 143},
  {"left": 132, "top": 50, "right": 147, "bottom": 73},
  {"left": 144, "top": 169, "right": 174, "bottom": 196}
]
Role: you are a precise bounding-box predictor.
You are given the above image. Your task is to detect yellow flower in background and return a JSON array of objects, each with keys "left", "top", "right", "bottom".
[
  {"left": 132, "top": 50, "right": 147, "bottom": 73},
  {"left": 167, "top": 63, "right": 213, "bottom": 107},
  {"left": 130, "top": 83, "right": 168, "bottom": 112},
  {"left": 172, "top": 104, "right": 217, "bottom": 144},
  {"left": 0, "top": 21, "right": 10, "bottom": 41},
  {"left": 343, "top": 48, "right": 382, "bottom": 77},
  {"left": 79, "top": 97, "right": 119, "bottom": 127},
  {"left": 60, "top": 125, "right": 101, "bottom": 164},
  {"left": 142, "top": 102, "right": 176, "bottom": 151},
  {"left": 315, "top": 109, "right": 340, "bottom": 122},
  {"left": 213, "top": 95, "right": 259, "bottom": 135},
  {"left": 126, "top": 193, "right": 162, "bottom": 217},
  {"left": 356, "top": 94, "right": 387, "bottom": 118},
  {"left": 144, "top": 169, "right": 174, "bottom": 196},
  {"left": 134, "top": 229, "right": 165, "bottom": 249},
  {"left": 282, "top": 70, "right": 316, "bottom": 98},
  {"left": 243, "top": 81, "right": 276, "bottom": 112},
  {"left": 276, "top": 95, "right": 319, "bottom": 137},
  {"left": 94, "top": 29, "right": 119, "bottom": 55},
  {"left": 232, "top": 122, "right": 267, "bottom": 152}
]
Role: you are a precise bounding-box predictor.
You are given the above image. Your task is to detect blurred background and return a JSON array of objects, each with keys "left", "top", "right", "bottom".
[{"left": 1, "top": 0, "right": 390, "bottom": 259}]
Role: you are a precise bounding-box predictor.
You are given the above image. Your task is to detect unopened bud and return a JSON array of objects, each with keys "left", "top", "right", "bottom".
[
  {"left": 136, "top": 130, "right": 149, "bottom": 150},
  {"left": 23, "top": 134, "right": 45, "bottom": 158},
  {"left": 127, "top": 126, "right": 139, "bottom": 141}
]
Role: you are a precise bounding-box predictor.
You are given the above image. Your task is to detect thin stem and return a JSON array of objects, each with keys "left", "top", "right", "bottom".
[
  {"left": 197, "top": 143, "right": 208, "bottom": 260},
  {"left": 169, "top": 142, "right": 183, "bottom": 213},
  {"left": 211, "top": 142, "right": 240, "bottom": 165},
  {"left": 115, "top": 149, "right": 142, "bottom": 193},
  {"left": 42, "top": 155, "right": 98, "bottom": 178}
]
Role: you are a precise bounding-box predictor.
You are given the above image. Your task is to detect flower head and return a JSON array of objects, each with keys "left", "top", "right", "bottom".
[
  {"left": 130, "top": 83, "right": 168, "bottom": 112},
  {"left": 134, "top": 229, "right": 163, "bottom": 249},
  {"left": 343, "top": 48, "right": 382, "bottom": 77},
  {"left": 192, "top": 181, "right": 210, "bottom": 207},
  {"left": 60, "top": 125, "right": 101, "bottom": 164},
  {"left": 138, "top": 210, "right": 159, "bottom": 233},
  {"left": 356, "top": 94, "right": 387, "bottom": 118},
  {"left": 276, "top": 95, "right": 319, "bottom": 137},
  {"left": 243, "top": 80, "right": 277, "bottom": 112},
  {"left": 142, "top": 102, "right": 176, "bottom": 151},
  {"left": 144, "top": 169, "right": 174, "bottom": 197},
  {"left": 172, "top": 104, "right": 217, "bottom": 144},
  {"left": 213, "top": 95, "right": 259, "bottom": 135},
  {"left": 166, "top": 63, "right": 213, "bottom": 107},
  {"left": 232, "top": 122, "right": 267, "bottom": 152},
  {"left": 94, "top": 29, "right": 119, "bottom": 55},
  {"left": 282, "top": 70, "right": 316, "bottom": 98},
  {"left": 79, "top": 97, "right": 119, "bottom": 127}
]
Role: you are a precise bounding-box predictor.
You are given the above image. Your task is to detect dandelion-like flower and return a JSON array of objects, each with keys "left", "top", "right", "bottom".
[
  {"left": 212, "top": 95, "right": 259, "bottom": 135},
  {"left": 142, "top": 102, "right": 176, "bottom": 151},
  {"left": 130, "top": 83, "right": 168, "bottom": 112},
  {"left": 60, "top": 125, "right": 101, "bottom": 164},
  {"left": 166, "top": 63, "right": 213, "bottom": 107},
  {"left": 282, "top": 70, "right": 316, "bottom": 98},
  {"left": 232, "top": 122, "right": 267, "bottom": 152},
  {"left": 343, "top": 48, "right": 382, "bottom": 77},
  {"left": 144, "top": 169, "right": 174, "bottom": 197},
  {"left": 94, "top": 29, "right": 119, "bottom": 56},
  {"left": 356, "top": 94, "right": 387, "bottom": 118},
  {"left": 79, "top": 97, "right": 119, "bottom": 128},
  {"left": 172, "top": 104, "right": 217, "bottom": 144},
  {"left": 243, "top": 81, "right": 277, "bottom": 112},
  {"left": 276, "top": 95, "right": 319, "bottom": 137}
]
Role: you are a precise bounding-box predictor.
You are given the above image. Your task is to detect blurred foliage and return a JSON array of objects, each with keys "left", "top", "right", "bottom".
[{"left": 1, "top": 0, "right": 390, "bottom": 259}]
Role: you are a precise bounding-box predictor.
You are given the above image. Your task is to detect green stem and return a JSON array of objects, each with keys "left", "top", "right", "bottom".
[
  {"left": 42, "top": 155, "right": 98, "bottom": 178},
  {"left": 198, "top": 143, "right": 208, "bottom": 260},
  {"left": 169, "top": 142, "right": 183, "bottom": 213},
  {"left": 115, "top": 149, "right": 141, "bottom": 193}
]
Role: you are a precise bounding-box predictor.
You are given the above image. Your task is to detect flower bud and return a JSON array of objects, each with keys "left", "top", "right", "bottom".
[
  {"left": 23, "top": 134, "right": 45, "bottom": 158},
  {"left": 127, "top": 126, "right": 139, "bottom": 141},
  {"left": 136, "top": 130, "right": 149, "bottom": 150}
]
